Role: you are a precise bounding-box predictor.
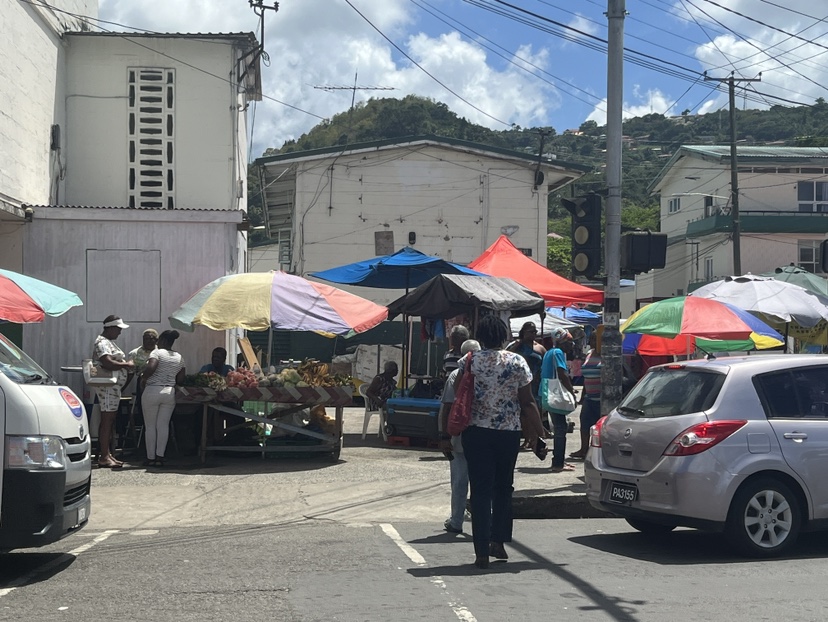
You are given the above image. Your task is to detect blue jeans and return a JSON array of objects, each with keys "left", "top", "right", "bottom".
[
  {"left": 462, "top": 425, "right": 522, "bottom": 557},
  {"left": 447, "top": 449, "right": 469, "bottom": 530},
  {"left": 549, "top": 411, "right": 568, "bottom": 468}
]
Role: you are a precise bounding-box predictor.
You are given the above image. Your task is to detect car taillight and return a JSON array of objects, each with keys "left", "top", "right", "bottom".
[
  {"left": 663, "top": 420, "right": 747, "bottom": 456},
  {"left": 589, "top": 416, "right": 607, "bottom": 448}
]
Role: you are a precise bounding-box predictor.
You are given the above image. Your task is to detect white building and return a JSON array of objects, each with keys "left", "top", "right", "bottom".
[
  {"left": 1, "top": 1, "right": 98, "bottom": 268},
  {"left": 638, "top": 146, "right": 828, "bottom": 301},
  {"left": 254, "top": 136, "right": 590, "bottom": 304},
  {"left": 0, "top": 10, "right": 261, "bottom": 394}
]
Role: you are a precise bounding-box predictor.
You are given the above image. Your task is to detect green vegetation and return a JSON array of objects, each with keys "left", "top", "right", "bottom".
[{"left": 251, "top": 95, "right": 828, "bottom": 273}]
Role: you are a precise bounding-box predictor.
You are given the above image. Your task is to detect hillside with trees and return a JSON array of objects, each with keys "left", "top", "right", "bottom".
[{"left": 251, "top": 95, "right": 828, "bottom": 277}]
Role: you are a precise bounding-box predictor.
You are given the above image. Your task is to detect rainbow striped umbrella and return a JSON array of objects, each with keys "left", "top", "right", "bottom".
[
  {"left": 622, "top": 296, "right": 783, "bottom": 348},
  {"left": 0, "top": 269, "right": 83, "bottom": 323},
  {"left": 169, "top": 271, "right": 388, "bottom": 335}
]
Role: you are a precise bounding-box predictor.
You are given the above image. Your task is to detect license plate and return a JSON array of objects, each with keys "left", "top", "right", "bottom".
[
  {"left": 77, "top": 504, "right": 88, "bottom": 524},
  {"left": 608, "top": 481, "right": 638, "bottom": 505}
]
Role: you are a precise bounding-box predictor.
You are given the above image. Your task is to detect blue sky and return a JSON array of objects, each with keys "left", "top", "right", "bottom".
[{"left": 97, "top": 0, "right": 828, "bottom": 157}]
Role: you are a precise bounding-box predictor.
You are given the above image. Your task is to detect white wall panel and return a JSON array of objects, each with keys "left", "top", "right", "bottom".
[
  {"left": 22, "top": 209, "right": 238, "bottom": 396},
  {"left": 64, "top": 36, "right": 239, "bottom": 210}
]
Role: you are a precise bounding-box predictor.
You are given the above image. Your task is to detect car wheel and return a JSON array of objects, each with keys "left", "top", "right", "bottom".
[
  {"left": 625, "top": 518, "right": 676, "bottom": 534},
  {"left": 725, "top": 477, "right": 801, "bottom": 558}
]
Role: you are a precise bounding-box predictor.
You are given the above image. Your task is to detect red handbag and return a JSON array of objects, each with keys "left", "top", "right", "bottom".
[{"left": 447, "top": 353, "right": 475, "bottom": 436}]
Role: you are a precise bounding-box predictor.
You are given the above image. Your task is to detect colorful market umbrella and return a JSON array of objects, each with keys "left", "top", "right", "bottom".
[
  {"left": 622, "top": 332, "right": 774, "bottom": 356},
  {"left": 621, "top": 296, "right": 784, "bottom": 348},
  {"left": 0, "top": 268, "right": 83, "bottom": 323},
  {"left": 169, "top": 271, "right": 388, "bottom": 335}
]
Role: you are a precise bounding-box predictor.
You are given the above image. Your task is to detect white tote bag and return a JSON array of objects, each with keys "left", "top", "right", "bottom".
[
  {"left": 542, "top": 353, "right": 577, "bottom": 415},
  {"left": 82, "top": 358, "right": 118, "bottom": 386}
]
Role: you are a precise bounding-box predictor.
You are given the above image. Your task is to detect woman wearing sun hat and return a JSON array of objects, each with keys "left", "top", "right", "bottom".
[{"left": 92, "top": 315, "right": 135, "bottom": 468}]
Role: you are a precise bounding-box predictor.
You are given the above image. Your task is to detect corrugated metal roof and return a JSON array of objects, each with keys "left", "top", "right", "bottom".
[
  {"left": 23, "top": 205, "right": 240, "bottom": 212},
  {"left": 65, "top": 31, "right": 258, "bottom": 43},
  {"left": 683, "top": 145, "right": 828, "bottom": 159},
  {"left": 255, "top": 134, "right": 593, "bottom": 174}
]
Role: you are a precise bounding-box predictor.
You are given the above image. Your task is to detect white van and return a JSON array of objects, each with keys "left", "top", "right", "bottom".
[{"left": 0, "top": 333, "right": 91, "bottom": 551}]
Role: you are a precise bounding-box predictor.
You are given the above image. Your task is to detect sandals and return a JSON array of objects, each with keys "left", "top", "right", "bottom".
[
  {"left": 568, "top": 452, "right": 587, "bottom": 461},
  {"left": 98, "top": 460, "right": 123, "bottom": 469},
  {"left": 550, "top": 463, "right": 577, "bottom": 473}
]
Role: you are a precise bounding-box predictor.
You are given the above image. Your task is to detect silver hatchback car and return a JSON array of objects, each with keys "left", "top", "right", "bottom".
[{"left": 585, "top": 354, "right": 828, "bottom": 557}]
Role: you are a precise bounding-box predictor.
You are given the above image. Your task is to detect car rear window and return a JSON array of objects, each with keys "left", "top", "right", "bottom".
[
  {"left": 755, "top": 366, "right": 828, "bottom": 419},
  {"left": 619, "top": 367, "right": 725, "bottom": 418}
]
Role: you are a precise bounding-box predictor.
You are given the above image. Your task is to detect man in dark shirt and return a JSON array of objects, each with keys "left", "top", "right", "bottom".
[{"left": 200, "top": 347, "right": 234, "bottom": 377}]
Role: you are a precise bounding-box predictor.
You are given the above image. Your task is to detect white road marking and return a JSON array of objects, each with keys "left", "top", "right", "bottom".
[
  {"left": 380, "top": 523, "right": 477, "bottom": 622},
  {"left": 0, "top": 530, "right": 118, "bottom": 598}
]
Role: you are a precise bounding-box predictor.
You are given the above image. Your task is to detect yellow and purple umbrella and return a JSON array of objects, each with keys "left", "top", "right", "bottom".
[
  {"left": 169, "top": 271, "right": 388, "bottom": 335},
  {"left": 0, "top": 268, "right": 83, "bottom": 323}
]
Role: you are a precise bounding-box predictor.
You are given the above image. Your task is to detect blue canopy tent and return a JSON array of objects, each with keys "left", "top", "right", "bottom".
[
  {"left": 309, "top": 247, "right": 485, "bottom": 291},
  {"left": 547, "top": 306, "right": 602, "bottom": 327}
]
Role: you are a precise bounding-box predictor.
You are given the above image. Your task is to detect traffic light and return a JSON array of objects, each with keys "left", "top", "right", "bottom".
[
  {"left": 562, "top": 193, "right": 602, "bottom": 278},
  {"left": 621, "top": 231, "right": 668, "bottom": 273}
]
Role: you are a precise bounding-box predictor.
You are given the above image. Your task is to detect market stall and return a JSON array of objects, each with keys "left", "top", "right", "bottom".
[
  {"left": 176, "top": 383, "right": 353, "bottom": 462},
  {"left": 168, "top": 271, "right": 389, "bottom": 461},
  {"left": 384, "top": 274, "right": 546, "bottom": 440}
]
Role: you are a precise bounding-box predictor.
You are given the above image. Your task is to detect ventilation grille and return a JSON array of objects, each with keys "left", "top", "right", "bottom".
[{"left": 128, "top": 68, "right": 175, "bottom": 209}]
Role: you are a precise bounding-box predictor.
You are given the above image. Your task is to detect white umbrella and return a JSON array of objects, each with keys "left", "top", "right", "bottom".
[
  {"left": 691, "top": 275, "right": 828, "bottom": 328},
  {"left": 510, "top": 312, "right": 579, "bottom": 338}
]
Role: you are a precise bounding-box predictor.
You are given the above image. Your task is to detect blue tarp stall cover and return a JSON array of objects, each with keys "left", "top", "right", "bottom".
[
  {"left": 309, "top": 247, "right": 484, "bottom": 290},
  {"left": 547, "top": 306, "right": 601, "bottom": 327}
]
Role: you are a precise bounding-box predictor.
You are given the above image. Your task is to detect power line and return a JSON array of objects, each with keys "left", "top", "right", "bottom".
[{"left": 343, "top": 0, "right": 512, "bottom": 128}]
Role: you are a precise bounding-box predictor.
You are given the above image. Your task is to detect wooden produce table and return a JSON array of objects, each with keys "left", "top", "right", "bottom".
[{"left": 176, "top": 385, "right": 353, "bottom": 462}]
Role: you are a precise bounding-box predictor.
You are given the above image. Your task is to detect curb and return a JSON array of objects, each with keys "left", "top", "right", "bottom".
[{"left": 512, "top": 493, "right": 618, "bottom": 520}]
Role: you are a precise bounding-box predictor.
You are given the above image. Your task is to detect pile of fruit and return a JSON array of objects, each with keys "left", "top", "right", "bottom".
[
  {"left": 226, "top": 367, "right": 260, "bottom": 389},
  {"left": 258, "top": 359, "right": 353, "bottom": 388}
]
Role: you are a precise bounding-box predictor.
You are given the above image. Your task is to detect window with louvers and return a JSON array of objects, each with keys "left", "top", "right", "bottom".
[{"left": 128, "top": 68, "right": 175, "bottom": 209}]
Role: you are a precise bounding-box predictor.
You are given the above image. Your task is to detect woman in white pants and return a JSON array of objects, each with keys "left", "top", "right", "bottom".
[{"left": 140, "top": 330, "right": 185, "bottom": 467}]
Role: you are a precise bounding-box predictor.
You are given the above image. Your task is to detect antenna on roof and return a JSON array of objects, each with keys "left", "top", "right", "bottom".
[{"left": 313, "top": 71, "right": 395, "bottom": 111}]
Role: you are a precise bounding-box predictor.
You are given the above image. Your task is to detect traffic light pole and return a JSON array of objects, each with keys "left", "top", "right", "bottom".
[{"left": 601, "top": 0, "right": 625, "bottom": 414}]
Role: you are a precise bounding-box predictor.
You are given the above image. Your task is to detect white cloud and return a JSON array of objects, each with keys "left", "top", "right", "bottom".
[{"left": 585, "top": 87, "right": 674, "bottom": 125}]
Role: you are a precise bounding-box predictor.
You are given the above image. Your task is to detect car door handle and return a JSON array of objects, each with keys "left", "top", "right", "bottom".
[{"left": 783, "top": 432, "right": 808, "bottom": 440}]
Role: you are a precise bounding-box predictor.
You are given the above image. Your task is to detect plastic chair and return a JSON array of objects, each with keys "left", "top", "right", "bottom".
[{"left": 358, "top": 383, "right": 386, "bottom": 440}]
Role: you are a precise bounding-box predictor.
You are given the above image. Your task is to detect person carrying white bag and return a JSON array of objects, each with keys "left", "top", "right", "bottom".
[{"left": 539, "top": 327, "right": 578, "bottom": 473}]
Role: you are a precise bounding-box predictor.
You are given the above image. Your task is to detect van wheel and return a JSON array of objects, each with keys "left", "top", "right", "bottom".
[
  {"left": 625, "top": 518, "right": 676, "bottom": 534},
  {"left": 725, "top": 477, "right": 801, "bottom": 558}
]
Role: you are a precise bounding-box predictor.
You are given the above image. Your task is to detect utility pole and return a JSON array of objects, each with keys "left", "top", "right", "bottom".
[
  {"left": 601, "top": 0, "right": 625, "bottom": 415},
  {"left": 704, "top": 72, "right": 761, "bottom": 276},
  {"left": 533, "top": 129, "right": 551, "bottom": 190}
]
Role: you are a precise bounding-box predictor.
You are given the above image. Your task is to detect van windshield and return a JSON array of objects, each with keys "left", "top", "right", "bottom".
[
  {"left": 619, "top": 366, "right": 725, "bottom": 418},
  {"left": 0, "top": 334, "right": 52, "bottom": 384}
]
